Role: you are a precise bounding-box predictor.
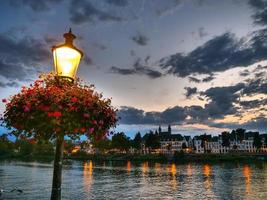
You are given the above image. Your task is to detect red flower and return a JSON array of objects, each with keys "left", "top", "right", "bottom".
[
  {"left": 48, "top": 112, "right": 54, "bottom": 117},
  {"left": 80, "top": 127, "right": 86, "bottom": 133},
  {"left": 71, "top": 97, "right": 78, "bottom": 103},
  {"left": 92, "top": 120, "right": 97, "bottom": 125},
  {"left": 23, "top": 105, "right": 30, "bottom": 112},
  {"left": 2, "top": 99, "right": 7, "bottom": 103},
  {"left": 89, "top": 127, "right": 94, "bottom": 134},
  {"left": 70, "top": 106, "right": 77, "bottom": 111},
  {"left": 83, "top": 113, "right": 90, "bottom": 118},
  {"left": 54, "top": 111, "right": 62, "bottom": 117}
]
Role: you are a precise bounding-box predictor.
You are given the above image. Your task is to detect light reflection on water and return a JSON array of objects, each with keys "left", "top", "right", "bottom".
[{"left": 1, "top": 160, "right": 267, "bottom": 199}]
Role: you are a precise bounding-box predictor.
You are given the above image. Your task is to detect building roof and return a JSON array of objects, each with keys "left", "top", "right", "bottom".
[{"left": 160, "top": 134, "right": 184, "bottom": 141}]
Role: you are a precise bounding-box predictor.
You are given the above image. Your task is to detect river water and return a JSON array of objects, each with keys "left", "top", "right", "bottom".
[{"left": 0, "top": 160, "right": 267, "bottom": 199}]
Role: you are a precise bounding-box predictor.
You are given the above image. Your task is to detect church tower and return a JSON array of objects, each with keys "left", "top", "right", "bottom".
[
  {"left": 158, "top": 125, "right": 162, "bottom": 134},
  {"left": 168, "top": 124, "right": 171, "bottom": 134}
]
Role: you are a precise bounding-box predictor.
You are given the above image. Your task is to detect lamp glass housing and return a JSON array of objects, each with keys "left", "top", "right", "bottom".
[{"left": 53, "top": 46, "right": 82, "bottom": 80}]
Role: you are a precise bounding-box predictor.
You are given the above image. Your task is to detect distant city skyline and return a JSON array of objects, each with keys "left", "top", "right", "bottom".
[{"left": 0, "top": 0, "right": 266, "bottom": 137}]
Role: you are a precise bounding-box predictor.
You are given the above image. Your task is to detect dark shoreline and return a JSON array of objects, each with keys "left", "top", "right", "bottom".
[{"left": 1, "top": 153, "right": 267, "bottom": 164}]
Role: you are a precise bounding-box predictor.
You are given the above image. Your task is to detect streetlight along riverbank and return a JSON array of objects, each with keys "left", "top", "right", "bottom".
[{"left": 1, "top": 29, "right": 118, "bottom": 200}]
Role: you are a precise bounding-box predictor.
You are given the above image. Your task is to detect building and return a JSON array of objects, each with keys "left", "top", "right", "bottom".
[{"left": 159, "top": 125, "right": 193, "bottom": 154}]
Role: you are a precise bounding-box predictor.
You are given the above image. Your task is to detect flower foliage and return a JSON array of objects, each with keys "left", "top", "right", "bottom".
[{"left": 1, "top": 73, "right": 117, "bottom": 140}]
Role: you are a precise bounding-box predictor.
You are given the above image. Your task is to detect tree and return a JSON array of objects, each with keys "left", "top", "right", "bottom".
[
  {"left": 1, "top": 74, "right": 117, "bottom": 200},
  {"left": 34, "top": 140, "right": 54, "bottom": 156},
  {"left": 253, "top": 132, "right": 262, "bottom": 150},
  {"left": 18, "top": 139, "right": 35, "bottom": 155},
  {"left": 221, "top": 131, "right": 230, "bottom": 147},
  {"left": 111, "top": 132, "right": 131, "bottom": 152},
  {"left": 199, "top": 133, "right": 210, "bottom": 153},
  {"left": 235, "top": 128, "right": 246, "bottom": 141},
  {"left": 132, "top": 132, "right": 142, "bottom": 150},
  {"left": 93, "top": 138, "right": 111, "bottom": 153},
  {"left": 144, "top": 131, "right": 160, "bottom": 150}
]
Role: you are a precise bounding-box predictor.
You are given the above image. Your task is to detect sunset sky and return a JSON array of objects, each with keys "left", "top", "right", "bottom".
[{"left": 0, "top": 0, "right": 266, "bottom": 137}]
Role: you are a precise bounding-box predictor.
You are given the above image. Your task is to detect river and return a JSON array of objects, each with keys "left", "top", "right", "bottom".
[{"left": 0, "top": 160, "right": 267, "bottom": 199}]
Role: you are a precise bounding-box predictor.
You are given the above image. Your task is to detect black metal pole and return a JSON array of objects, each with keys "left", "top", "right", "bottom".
[{"left": 50, "top": 134, "right": 64, "bottom": 200}]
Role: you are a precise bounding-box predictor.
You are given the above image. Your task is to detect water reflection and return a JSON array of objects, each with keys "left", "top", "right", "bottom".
[
  {"left": 1, "top": 161, "right": 267, "bottom": 200},
  {"left": 187, "top": 164, "right": 193, "bottom": 176},
  {"left": 155, "top": 163, "right": 162, "bottom": 174},
  {"left": 126, "top": 161, "right": 131, "bottom": 173},
  {"left": 243, "top": 165, "right": 251, "bottom": 196},
  {"left": 141, "top": 161, "right": 149, "bottom": 174},
  {"left": 203, "top": 164, "right": 212, "bottom": 190},
  {"left": 167, "top": 164, "right": 177, "bottom": 189},
  {"left": 83, "top": 161, "right": 93, "bottom": 193}
]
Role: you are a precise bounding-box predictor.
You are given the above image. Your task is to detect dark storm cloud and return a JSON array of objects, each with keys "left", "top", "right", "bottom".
[
  {"left": 118, "top": 73, "right": 267, "bottom": 126},
  {"left": 188, "top": 76, "right": 201, "bottom": 83},
  {"left": 44, "top": 35, "right": 60, "bottom": 45},
  {"left": 92, "top": 43, "right": 107, "bottom": 50},
  {"left": 159, "top": 29, "right": 267, "bottom": 77},
  {"left": 82, "top": 54, "right": 93, "bottom": 65},
  {"left": 118, "top": 106, "right": 187, "bottom": 125},
  {"left": 110, "top": 67, "right": 135, "bottom": 75},
  {"left": 239, "top": 69, "right": 250, "bottom": 77},
  {"left": 132, "top": 34, "right": 149, "bottom": 46},
  {"left": 0, "top": 81, "right": 19, "bottom": 88},
  {"left": 201, "top": 83, "right": 245, "bottom": 118},
  {"left": 210, "top": 116, "right": 267, "bottom": 132},
  {"left": 249, "top": 0, "right": 267, "bottom": 25},
  {"left": 202, "top": 74, "right": 214, "bottom": 82},
  {"left": 110, "top": 58, "right": 163, "bottom": 79},
  {"left": 184, "top": 87, "right": 198, "bottom": 98},
  {"left": 69, "top": 0, "right": 123, "bottom": 24},
  {"left": 239, "top": 99, "right": 267, "bottom": 109},
  {"left": 105, "top": 0, "right": 128, "bottom": 7},
  {"left": 242, "top": 77, "right": 267, "bottom": 95},
  {"left": 242, "top": 117, "right": 267, "bottom": 131},
  {"left": 8, "top": 0, "right": 63, "bottom": 12},
  {"left": 0, "top": 33, "right": 50, "bottom": 80},
  {"left": 188, "top": 75, "right": 214, "bottom": 83}
]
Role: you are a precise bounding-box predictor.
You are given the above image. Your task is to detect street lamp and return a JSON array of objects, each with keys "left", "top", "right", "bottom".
[{"left": 52, "top": 29, "right": 83, "bottom": 80}]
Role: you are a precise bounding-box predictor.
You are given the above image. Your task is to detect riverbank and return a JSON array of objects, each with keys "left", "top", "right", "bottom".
[{"left": 2, "top": 152, "right": 266, "bottom": 164}]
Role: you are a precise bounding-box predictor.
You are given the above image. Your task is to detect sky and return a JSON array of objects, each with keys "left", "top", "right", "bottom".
[{"left": 0, "top": 0, "right": 266, "bottom": 138}]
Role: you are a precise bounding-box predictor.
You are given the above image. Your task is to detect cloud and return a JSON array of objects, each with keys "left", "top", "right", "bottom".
[
  {"left": 8, "top": 0, "right": 64, "bottom": 12},
  {"left": 44, "top": 35, "right": 60, "bottom": 45},
  {"left": 156, "top": 0, "right": 184, "bottom": 17},
  {"left": 118, "top": 106, "right": 187, "bottom": 125},
  {"left": 201, "top": 83, "right": 245, "bottom": 118},
  {"left": 239, "top": 69, "right": 250, "bottom": 77},
  {"left": 110, "top": 58, "right": 163, "bottom": 79},
  {"left": 242, "top": 77, "right": 267, "bottom": 95},
  {"left": 92, "top": 42, "right": 107, "bottom": 50},
  {"left": 159, "top": 29, "right": 267, "bottom": 77},
  {"left": 69, "top": 0, "right": 123, "bottom": 24},
  {"left": 0, "top": 33, "right": 50, "bottom": 81},
  {"left": 188, "top": 76, "right": 201, "bottom": 83},
  {"left": 105, "top": 0, "right": 128, "bottom": 7},
  {"left": 239, "top": 99, "right": 267, "bottom": 109},
  {"left": 184, "top": 87, "right": 198, "bottom": 98},
  {"left": 249, "top": 0, "right": 267, "bottom": 25},
  {"left": 198, "top": 27, "right": 208, "bottom": 38},
  {"left": 0, "top": 80, "right": 19, "bottom": 88},
  {"left": 132, "top": 33, "right": 149, "bottom": 46},
  {"left": 118, "top": 77, "right": 266, "bottom": 131}
]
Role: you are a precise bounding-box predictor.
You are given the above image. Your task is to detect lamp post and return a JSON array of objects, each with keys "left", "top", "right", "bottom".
[
  {"left": 52, "top": 28, "right": 83, "bottom": 81},
  {"left": 50, "top": 29, "right": 83, "bottom": 200}
]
